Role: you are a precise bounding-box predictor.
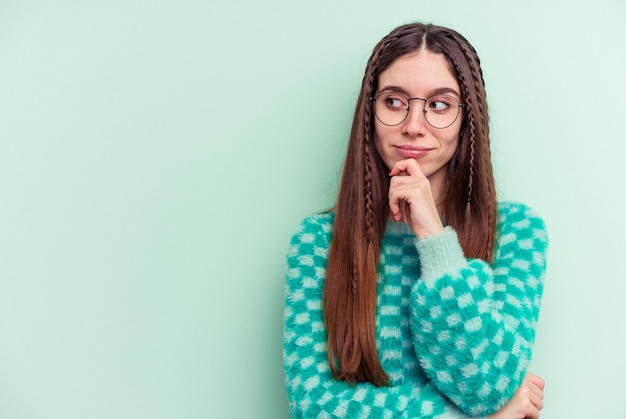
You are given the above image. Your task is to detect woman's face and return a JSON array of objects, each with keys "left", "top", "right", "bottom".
[{"left": 373, "top": 50, "right": 463, "bottom": 194}]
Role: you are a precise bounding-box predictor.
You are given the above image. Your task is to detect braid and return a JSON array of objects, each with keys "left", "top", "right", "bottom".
[
  {"left": 467, "top": 122, "right": 476, "bottom": 203},
  {"left": 352, "top": 38, "right": 388, "bottom": 298},
  {"left": 458, "top": 41, "right": 488, "bottom": 146},
  {"left": 464, "top": 117, "right": 477, "bottom": 223},
  {"left": 467, "top": 57, "right": 496, "bottom": 262},
  {"left": 457, "top": 41, "right": 492, "bottom": 201},
  {"left": 444, "top": 50, "right": 476, "bottom": 204},
  {"left": 364, "top": 94, "right": 375, "bottom": 243},
  {"left": 437, "top": 28, "right": 497, "bottom": 263},
  {"left": 456, "top": 39, "right": 497, "bottom": 260},
  {"left": 352, "top": 55, "right": 378, "bottom": 298},
  {"left": 351, "top": 258, "right": 358, "bottom": 298}
]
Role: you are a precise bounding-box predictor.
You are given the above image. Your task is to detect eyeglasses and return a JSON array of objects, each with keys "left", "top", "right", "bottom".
[{"left": 371, "top": 91, "right": 465, "bottom": 129}]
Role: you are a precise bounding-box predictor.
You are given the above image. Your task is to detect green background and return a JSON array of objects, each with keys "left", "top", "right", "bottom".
[{"left": 1, "top": 1, "right": 624, "bottom": 418}]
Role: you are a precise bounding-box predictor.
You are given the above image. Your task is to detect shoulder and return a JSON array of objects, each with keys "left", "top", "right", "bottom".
[
  {"left": 290, "top": 212, "right": 334, "bottom": 242},
  {"left": 295, "top": 212, "right": 334, "bottom": 234},
  {"left": 287, "top": 212, "right": 334, "bottom": 257},
  {"left": 497, "top": 201, "right": 546, "bottom": 231},
  {"left": 496, "top": 201, "right": 548, "bottom": 249}
]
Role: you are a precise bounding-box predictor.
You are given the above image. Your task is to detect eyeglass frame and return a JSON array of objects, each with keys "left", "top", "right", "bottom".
[{"left": 370, "top": 92, "right": 465, "bottom": 129}]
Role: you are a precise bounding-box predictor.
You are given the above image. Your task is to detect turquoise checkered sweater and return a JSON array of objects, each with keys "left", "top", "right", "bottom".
[{"left": 283, "top": 202, "right": 548, "bottom": 418}]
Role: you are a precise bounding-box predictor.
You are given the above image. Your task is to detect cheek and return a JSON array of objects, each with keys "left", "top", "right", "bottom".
[
  {"left": 373, "top": 132, "right": 383, "bottom": 154},
  {"left": 447, "top": 134, "right": 460, "bottom": 149},
  {"left": 437, "top": 128, "right": 461, "bottom": 165},
  {"left": 372, "top": 125, "right": 394, "bottom": 163},
  {"left": 443, "top": 124, "right": 462, "bottom": 150},
  {"left": 373, "top": 124, "right": 387, "bottom": 155},
  {"left": 373, "top": 135, "right": 388, "bottom": 169},
  {"left": 373, "top": 120, "right": 396, "bottom": 144},
  {"left": 444, "top": 137, "right": 460, "bottom": 160}
]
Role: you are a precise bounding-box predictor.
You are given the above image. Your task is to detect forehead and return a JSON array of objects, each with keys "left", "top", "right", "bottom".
[{"left": 377, "top": 51, "right": 460, "bottom": 95}]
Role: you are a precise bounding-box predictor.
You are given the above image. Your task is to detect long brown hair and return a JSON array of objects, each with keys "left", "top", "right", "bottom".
[{"left": 323, "top": 23, "right": 497, "bottom": 386}]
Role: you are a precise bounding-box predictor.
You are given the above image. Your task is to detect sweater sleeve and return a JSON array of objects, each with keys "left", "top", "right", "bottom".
[
  {"left": 410, "top": 203, "right": 548, "bottom": 416},
  {"left": 284, "top": 215, "right": 449, "bottom": 419}
]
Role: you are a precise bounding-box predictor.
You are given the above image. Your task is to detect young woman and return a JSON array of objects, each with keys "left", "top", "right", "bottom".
[{"left": 283, "top": 23, "right": 548, "bottom": 418}]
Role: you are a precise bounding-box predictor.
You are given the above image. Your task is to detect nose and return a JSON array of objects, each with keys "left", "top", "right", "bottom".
[{"left": 402, "top": 99, "right": 427, "bottom": 136}]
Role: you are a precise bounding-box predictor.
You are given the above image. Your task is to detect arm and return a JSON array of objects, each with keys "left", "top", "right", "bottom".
[
  {"left": 410, "top": 203, "right": 548, "bottom": 416},
  {"left": 284, "top": 215, "right": 448, "bottom": 419}
]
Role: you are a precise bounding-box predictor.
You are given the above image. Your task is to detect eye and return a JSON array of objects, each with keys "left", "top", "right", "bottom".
[
  {"left": 380, "top": 93, "right": 408, "bottom": 110},
  {"left": 427, "top": 96, "right": 456, "bottom": 113}
]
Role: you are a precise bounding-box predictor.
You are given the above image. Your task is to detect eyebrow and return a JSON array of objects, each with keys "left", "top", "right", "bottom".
[{"left": 378, "top": 85, "right": 461, "bottom": 98}]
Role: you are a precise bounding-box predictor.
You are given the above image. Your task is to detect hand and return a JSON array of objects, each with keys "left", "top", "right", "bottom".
[
  {"left": 388, "top": 159, "right": 444, "bottom": 238},
  {"left": 488, "top": 373, "right": 545, "bottom": 419}
]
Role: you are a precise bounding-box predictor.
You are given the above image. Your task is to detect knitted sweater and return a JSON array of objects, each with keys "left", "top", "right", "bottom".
[{"left": 283, "top": 202, "right": 548, "bottom": 418}]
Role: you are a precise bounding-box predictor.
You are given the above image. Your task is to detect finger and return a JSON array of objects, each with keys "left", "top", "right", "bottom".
[
  {"left": 389, "top": 158, "right": 425, "bottom": 178},
  {"left": 530, "top": 384, "right": 544, "bottom": 402},
  {"left": 528, "top": 389, "right": 544, "bottom": 411},
  {"left": 389, "top": 196, "right": 401, "bottom": 221},
  {"left": 401, "top": 200, "right": 412, "bottom": 223},
  {"left": 517, "top": 386, "right": 543, "bottom": 417},
  {"left": 387, "top": 180, "right": 420, "bottom": 222},
  {"left": 387, "top": 173, "right": 414, "bottom": 222},
  {"left": 387, "top": 184, "right": 404, "bottom": 221},
  {"left": 525, "top": 373, "right": 545, "bottom": 391},
  {"left": 388, "top": 192, "right": 414, "bottom": 223},
  {"left": 520, "top": 381, "right": 544, "bottom": 407},
  {"left": 523, "top": 379, "right": 544, "bottom": 401}
]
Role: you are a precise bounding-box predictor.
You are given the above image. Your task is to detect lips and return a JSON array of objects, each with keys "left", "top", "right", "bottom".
[{"left": 394, "top": 145, "right": 432, "bottom": 158}]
